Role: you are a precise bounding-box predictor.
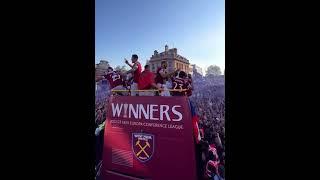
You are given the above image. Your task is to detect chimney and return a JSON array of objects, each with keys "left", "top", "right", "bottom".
[{"left": 173, "top": 48, "right": 177, "bottom": 55}]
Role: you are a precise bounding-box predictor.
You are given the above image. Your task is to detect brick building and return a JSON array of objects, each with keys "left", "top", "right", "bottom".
[
  {"left": 95, "top": 60, "right": 109, "bottom": 77},
  {"left": 147, "top": 45, "right": 191, "bottom": 74}
]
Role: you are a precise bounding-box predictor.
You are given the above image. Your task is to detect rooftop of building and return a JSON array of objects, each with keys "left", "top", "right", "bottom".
[{"left": 149, "top": 45, "right": 189, "bottom": 63}]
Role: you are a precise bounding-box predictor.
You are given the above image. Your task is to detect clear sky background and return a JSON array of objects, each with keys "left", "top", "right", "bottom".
[{"left": 96, "top": 0, "right": 224, "bottom": 73}]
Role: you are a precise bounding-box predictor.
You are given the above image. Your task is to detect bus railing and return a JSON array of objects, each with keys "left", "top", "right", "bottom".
[{"left": 111, "top": 89, "right": 188, "bottom": 92}]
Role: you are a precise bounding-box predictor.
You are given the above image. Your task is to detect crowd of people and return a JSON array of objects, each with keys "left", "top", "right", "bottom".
[
  {"left": 95, "top": 54, "right": 225, "bottom": 179},
  {"left": 95, "top": 81, "right": 110, "bottom": 126},
  {"left": 190, "top": 80, "right": 225, "bottom": 180}
]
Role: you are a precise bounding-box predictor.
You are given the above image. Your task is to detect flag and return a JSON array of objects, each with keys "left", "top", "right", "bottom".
[{"left": 189, "top": 100, "right": 201, "bottom": 144}]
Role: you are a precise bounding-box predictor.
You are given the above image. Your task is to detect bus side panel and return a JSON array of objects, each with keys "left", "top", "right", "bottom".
[{"left": 102, "top": 96, "right": 197, "bottom": 180}]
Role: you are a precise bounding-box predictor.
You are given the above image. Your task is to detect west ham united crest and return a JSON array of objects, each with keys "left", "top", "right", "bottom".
[{"left": 132, "top": 133, "right": 154, "bottom": 163}]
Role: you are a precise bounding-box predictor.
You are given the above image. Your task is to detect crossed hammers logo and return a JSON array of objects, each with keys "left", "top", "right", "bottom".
[{"left": 135, "top": 139, "right": 150, "bottom": 158}]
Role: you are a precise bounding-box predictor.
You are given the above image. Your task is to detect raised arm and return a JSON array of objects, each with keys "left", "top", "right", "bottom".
[
  {"left": 126, "top": 63, "right": 138, "bottom": 74},
  {"left": 125, "top": 58, "right": 134, "bottom": 68},
  {"left": 159, "top": 69, "right": 179, "bottom": 78}
]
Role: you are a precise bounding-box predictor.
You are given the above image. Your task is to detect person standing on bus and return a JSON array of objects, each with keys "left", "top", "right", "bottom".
[
  {"left": 171, "top": 71, "right": 190, "bottom": 96},
  {"left": 138, "top": 65, "right": 161, "bottom": 96},
  {"left": 125, "top": 54, "right": 142, "bottom": 96},
  {"left": 103, "top": 67, "right": 128, "bottom": 96},
  {"left": 154, "top": 61, "right": 178, "bottom": 96}
]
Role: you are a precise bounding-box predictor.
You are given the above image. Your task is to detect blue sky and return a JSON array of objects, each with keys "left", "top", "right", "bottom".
[{"left": 96, "top": 0, "right": 224, "bottom": 73}]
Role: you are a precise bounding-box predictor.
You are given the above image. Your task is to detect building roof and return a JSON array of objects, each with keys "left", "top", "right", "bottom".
[{"left": 149, "top": 45, "right": 189, "bottom": 64}]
